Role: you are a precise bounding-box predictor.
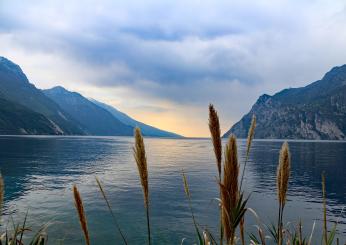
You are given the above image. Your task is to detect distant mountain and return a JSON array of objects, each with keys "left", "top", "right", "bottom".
[
  {"left": 0, "top": 97, "right": 63, "bottom": 135},
  {"left": 0, "top": 56, "right": 181, "bottom": 137},
  {"left": 91, "top": 99, "right": 182, "bottom": 138},
  {"left": 0, "top": 57, "right": 84, "bottom": 135},
  {"left": 43, "top": 86, "right": 133, "bottom": 136},
  {"left": 224, "top": 65, "right": 346, "bottom": 140}
]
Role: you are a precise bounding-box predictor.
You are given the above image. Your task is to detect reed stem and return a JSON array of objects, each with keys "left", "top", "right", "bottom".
[
  {"left": 239, "top": 115, "right": 256, "bottom": 191},
  {"left": 0, "top": 172, "right": 4, "bottom": 225},
  {"left": 95, "top": 177, "right": 128, "bottom": 244},
  {"left": 322, "top": 173, "right": 327, "bottom": 245},
  {"left": 208, "top": 104, "right": 223, "bottom": 245},
  {"left": 182, "top": 171, "right": 202, "bottom": 243},
  {"left": 146, "top": 205, "right": 151, "bottom": 245},
  {"left": 73, "top": 185, "right": 90, "bottom": 245},
  {"left": 278, "top": 203, "right": 282, "bottom": 245},
  {"left": 133, "top": 127, "right": 151, "bottom": 245}
]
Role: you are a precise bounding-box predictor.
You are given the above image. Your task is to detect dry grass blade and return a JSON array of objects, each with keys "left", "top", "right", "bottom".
[
  {"left": 258, "top": 227, "right": 266, "bottom": 245},
  {"left": 240, "top": 217, "right": 245, "bottom": 245},
  {"left": 182, "top": 171, "right": 203, "bottom": 243},
  {"left": 95, "top": 177, "right": 128, "bottom": 245},
  {"left": 133, "top": 127, "right": 151, "bottom": 245},
  {"left": 322, "top": 173, "right": 327, "bottom": 245},
  {"left": 223, "top": 135, "right": 239, "bottom": 213},
  {"left": 203, "top": 230, "right": 211, "bottom": 245},
  {"left": 0, "top": 173, "right": 4, "bottom": 218},
  {"left": 182, "top": 172, "right": 190, "bottom": 199},
  {"left": 240, "top": 114, "right": 256, "bottom": 191},
  {"left": 236, "top": 115, "right": 256, "bottom": 245},
  {"left": 208, "top": 104, "right": 222, "bottom": 178},
  {"left": 73, "top": 185, "right": 90, "bottom": 245},
  {"left": 208, "top": 104, "right": 224, "bottom": 245},
  {"left": 222, "top": 135, "right": 239, "bottom": 244},
  {"left": 307, "top": 221, "right": 316, "bottom": 245},
  {"left": 246, "top": 115, "right": 256, "bottom": 159}
]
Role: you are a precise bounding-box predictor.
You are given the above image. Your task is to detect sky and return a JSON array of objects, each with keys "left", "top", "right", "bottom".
[{"left": 0, "top": 0, "right": 346, "bottom": 137}]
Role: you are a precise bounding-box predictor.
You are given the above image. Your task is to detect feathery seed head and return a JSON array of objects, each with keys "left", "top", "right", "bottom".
[
  {"left": 221, "top": 134, "right": 239, "bottom": 241},
  {"left": 133, "top": 127, "right": 149, "bottom": 208},
  {"left": 182, "top": 171, "right": 191, "bottom": 198},
  {"left": 73, "top": 185, "right": 90, "bottom": 245},
  {"left": 209, "top": 104, "right": 222, "bottom": 177},
  {"left": 276, "top": 141, "right": 291, "bottom": 207},
  {"left": 246, "top": 115, "right": 256, "bottom": 158}
]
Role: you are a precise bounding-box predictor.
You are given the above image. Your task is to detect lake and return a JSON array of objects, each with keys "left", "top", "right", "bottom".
[{"left": 0, "top": 136, "right": 345, "bottom": 244}]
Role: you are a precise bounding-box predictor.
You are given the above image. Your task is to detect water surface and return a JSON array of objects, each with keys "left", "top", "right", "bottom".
[{"left": 0, "top": 136, "right": 345, "bottom": 244}]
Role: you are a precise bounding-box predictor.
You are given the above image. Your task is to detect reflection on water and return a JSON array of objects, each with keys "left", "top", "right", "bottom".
[{"left": 0, "top": 136, "right": 345, "bottom": 244}]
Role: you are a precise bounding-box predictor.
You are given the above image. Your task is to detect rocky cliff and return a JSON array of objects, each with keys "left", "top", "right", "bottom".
[{"left": 224, "top": 65, "right": 346, "bottom": 140}]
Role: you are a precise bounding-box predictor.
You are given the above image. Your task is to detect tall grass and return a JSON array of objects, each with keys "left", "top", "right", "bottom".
[
  {"left": 73, "top": 184, "right": 90, "bottom": 245},
  {"left": 276, "top": 142, "right": 291, "bottom": 245},
  {"left": 182, "top": 171, "right": 203, "bottom": 244},
  {"left": 239, "top": 114, "right": 256, "bottom": 191},
  {"left": 221, "top": 135, "right": 239, "bottom": 244},
  {"left": 133, "top": 127, "right": 151, "bottom": 245},
  {"left": 209, "top": 104, "right": 223, "bottom": 245}
]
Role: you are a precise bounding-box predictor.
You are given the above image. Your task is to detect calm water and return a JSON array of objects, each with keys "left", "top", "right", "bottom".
[{"left": 0, "top": 136, "right": 345, "bottom": 244}]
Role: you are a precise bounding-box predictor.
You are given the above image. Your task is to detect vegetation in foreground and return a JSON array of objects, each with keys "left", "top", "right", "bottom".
[{"left": 0, "top": 105, "right": 344, "bottom": 245}]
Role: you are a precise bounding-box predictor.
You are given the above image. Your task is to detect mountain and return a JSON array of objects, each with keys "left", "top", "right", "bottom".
[
  {"left": 0, "top": 57, "right": 84, "bottom": 134},
  {"left": 224, "top": 65, "right": 346, "bottom": 140},
  {"left": 0, "top": 56, "right": 181, "bottom": 137},
  {"left": 90, "top": 99, "right": 182, "bottom": 138},
  {"left": 43, "top": 86, "right": 133, "bottom": 136},
  {"left": 0, "top": 97, "right": 64, "bottom": 135}
]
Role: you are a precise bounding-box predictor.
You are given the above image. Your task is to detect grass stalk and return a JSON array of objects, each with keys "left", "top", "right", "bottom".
[
  {"left": 276, "top": 141, "right": 291, "bottom": 245},
  {"left": 182, "top": 171, "right": 203, "bottom": 243},
  {"left": 95, "top": 177, "right": 128, "bottom": 244},
  {"left": 322, "top": 173, "right": 327, "bottom": 245},
  {"left": 208, "top": 104, "right": 222, "bottom": 179},
  {"left": 0, "top": 172, "right": 4, "bottom": 219},
  {"left": 133, "top": 127, "right": 151, "bottom": 245},
  {"left": 221, "top": 135, "right": 239, "bottom": 245},
  {"left": 18, "top": 210, "right": 28, "bottom": 244},
  {"left": 73, "top": 184, "right": 90, "bottom": 245},
  {"left": 208, "top": 104, "right": 223, "bottom": 245},
  {"left": 239, "top": 115, "right": 256, "bottom": 191},
  {"left": 240, "top": 217, "right": 245, "bottom": 245}
]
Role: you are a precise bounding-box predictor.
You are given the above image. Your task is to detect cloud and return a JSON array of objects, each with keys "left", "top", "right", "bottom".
[{"left": 0, "top": 0, "right": 346, "bottom": 136}]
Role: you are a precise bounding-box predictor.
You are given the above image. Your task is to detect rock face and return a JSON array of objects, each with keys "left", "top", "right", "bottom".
[{"left": 223, "top": 65, "right": 346, "bottom": 140}]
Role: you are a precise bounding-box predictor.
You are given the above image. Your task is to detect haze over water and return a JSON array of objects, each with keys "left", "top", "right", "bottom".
[{"left": 0, "top": 136, "right": 345, "bottom": 244}]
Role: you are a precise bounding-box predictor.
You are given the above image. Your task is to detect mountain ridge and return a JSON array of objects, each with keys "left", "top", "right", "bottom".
[
  {"left": 0, "top": 56, "right": 181, "bottom": 137},
  {"left": 43, "top": 86, "right": 133, "bottom": 136},
  {"left": 90, "top": 99, "right": 182, "bottom": 138},
  {"left": 0, "top": 56, "right": 85, "bottom": 135},
  {"left": 223, "top": 65, "right": 346, "bottom": 140}
]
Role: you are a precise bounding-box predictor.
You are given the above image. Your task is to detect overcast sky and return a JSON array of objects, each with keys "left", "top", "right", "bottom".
[{"left": 1, "top": 0, "right": 346, "bottom": 137}]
